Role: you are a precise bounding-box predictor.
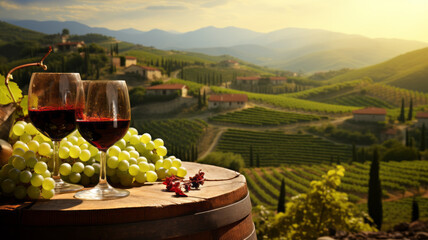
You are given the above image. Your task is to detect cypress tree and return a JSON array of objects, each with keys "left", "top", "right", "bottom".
[
  {"left": 421, "top": 124, "right": 426, "bottom": 151},
  {"left": 412, "top": 197, "right": 419, "bottom": 222},
  {"left": 203, "top": 90, "right": 206, "bottom": 106},
  {"left": 368, "top": 148, "right": 383, "bottom": 230},
  {"left": 249, "top": 145, "right": 253, "bottom": 167},
  {"left": 408, "top": 98, "right": 413, "bottom": 121},
  {"left": 256, "top": 154, "right": 260, "bottom": 168},
  {"left": 277, "top": 178, "right": 286, "bottom": 213},
  {"left": 399, "top": 98, "right": 405, "bottom": 123}
]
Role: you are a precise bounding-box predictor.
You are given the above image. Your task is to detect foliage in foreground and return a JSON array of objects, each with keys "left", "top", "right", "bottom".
[{"left": 254, "top": 165, "right": 376, "bottom": 239}]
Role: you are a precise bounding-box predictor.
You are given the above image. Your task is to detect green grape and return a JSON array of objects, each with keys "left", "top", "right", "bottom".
[
  {"left": 83, "top": 165, "right": 95, "bottom": 177},
  {"left": 80, "top": 174, "right": 91, "bottom": 186},
  {"left": 79, "top": 143, "right": 89, "bottom": 150},
  {"left": 27, "top": 185, "right": 41, "bottom": 199},
  {"left": 42, "top": 170, "right": 51, "bottom": 178},
  {"left": 89, "top": 145, "right": 99, "bottom": 157},
  {"left": 116, "top": 169, "right": 127, "bottom": 178},
  {"left": 26, "top": 157, "right": 37, "bottom": 168},
  {"left": 153, "top": 138, "right": 164, "bottom": 148},
  {"left": 59, "top": 146, "right": 70, "bottom": 159},
  {"left": 92, "top": 163, "right": 100, "bottom": 174},
  {"left": 33, "top": 135, "right": 45, "bottom": 143},
  {"left": 20, "top": 133, "right": 32, "bottom": 143},
  {"left": 12, "top": 123, "right": 25, "bottom": 136},
  {"left": 110, "top": 175, "right": 120, "bottom": 184},
  {"left": 162, "top": 158, "right": 172, "bottom": 169},
  {"left": 107, "top": 146, "right": 121, "bottom": 157},
  {"left": 118, "top": 151, "right": 130, "bottom": 161},
  {"left": 20, "top": 170, "right": 32, "bottom": 183},
  {"left": 31, "top": 174, "right": 44, "bottom": 187},
  {"left": 34, "top": 161, "right": 47, "bottom": 174},
  {"left": 106, "top": 167, "right": 116, "bottom": 177},
  {"left": 68, "top": 136, "right": 78, "bottom": 145},
  {"left": 128, "top": 158, "right": 137, "bottom": 165},
  {"left": 12, "top": 148, "right": 26, "bottom": 157},
  {"left": 14, "top": 185, "right": 27, "bottom": 199},
  {"left": 14, "top": 141, "right": 29, "bottom": 151},
  {"left": 134, "top": 142, "right": 146, "bottom": 153},
  {"left": 114, "top": 139, "right": 126, "bottom": 150},
  {"left": 172, "top": 159, "right": 182, "bottom": 168},
  {"left": 107, "top": 156, "right": 119, "bottom": 169},
  {"left": 24, "top": 123, "right": 38, "bottom": 135},
  {"left": 129, "top": 150, "right": 139, "bottom": 159},
  {"left": 72, "top": 162, "right": 84, "bottom": 173},
  {"left": 146, "top": 141, "right": 155, "bottom": 151},
  {"left": 128, "top": 135, "right": 139, "bottom": 146},
  {"left": 155, "top": 160, "right": 163, "bottom": 170},
  {"left": 94, "top": 152, "right": 101, "bottom": 162},
  {"left": 77, "top": 137, "right": 86, "bottom": 146},
  {"left": 128, "top": 127, "right": 138, "bottom": 135},
  {"left": 137, "top": 156, "right": 148, "bottom": 163},
  {"left": 148, "top": 163, "right": 155, "bottom": 171},
  {"left": 157, "top": 146, "right": 167, "bottom": 157},
  {"left": 62, "top": 141, "right": 73, "bottom": 149},
  {"left": 69, "top": 172, "right": 81, "bottom": 183},
  {"left": 123, "top": 132, "right": 131, "bottom": 142},
  {"left": 69, "top": 145, "right": 81, "bottom": 159},
  {"left": 23, "top": 150, "right": 36, "bottom": 160},
  {"left": 156, "top": 168, "right": 168, "bottom": 180},
  {"left": 60, "top": 138, "right": 68, "bottom": 146},
  {"left": 125, "top": 145, "right": 135, "bottom": 152},
  {"left": 12, "top": 156, "right": 26, "bottom": 170},
  {"left": 79, "top": 149, "right": 91, "bottom": 162},
  {"left": 177, "top": 167, "right": 187, "bottom": 178},
  {"left": 140, "top": 133, "right": 151, "bottom": 144},
  {"left": 1, "top": 178, "right": 16, "bottom": 193},
  {"left": 42, "top": 177, "right": 55, "bottom": 190},
  {"left": 135, "top": 172, "right": 146, "bottom": 183},
  {"left": 120, "top": 174, "right": 133, "bottom": 186},
  {"left": 41, "top": 188, "right": 55, "bottom": 199},
  {"left": 8, "top": 168, "right": 21, "bottom": 182},
  {"left": 59, "top": 163, "right": 72, "bottom": 176},
  {"left": 118, "top": 160, "right": 130, "bottom": 171},
  {"left": 168, "top": 167, "right": 178, "bottom": 177},
  {"left": 146, "top": 171, "right": 157, "bottom": 182},
  {"left": 138, "top": 162, "right": 150, "bottom": 173},
  {"left": 128, "top": 164, "right": 140, "bottom": 176},
  {"left": 38, "top": 142, "right": 51, "bottom": 156}
]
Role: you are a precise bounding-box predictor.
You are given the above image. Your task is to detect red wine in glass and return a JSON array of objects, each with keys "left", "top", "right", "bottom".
[
  {"left": 28, "top": 73, "right": 84, "bottom": 193},
  {"left": 75, "top": 80, "right": 131, "bottom": 200}
]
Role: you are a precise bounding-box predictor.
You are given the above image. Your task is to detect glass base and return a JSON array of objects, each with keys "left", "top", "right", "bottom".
[
  {"left": 54, "top": 178, "right": 84, "bottom": 194},
  {"left": 74, "top": 182, "right": 129, "bottom": 200}
]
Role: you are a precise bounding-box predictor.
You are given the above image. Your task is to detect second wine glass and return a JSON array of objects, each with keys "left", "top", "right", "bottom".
[{"left": 74, "top": 80, "right": 131, "bottom": 200}]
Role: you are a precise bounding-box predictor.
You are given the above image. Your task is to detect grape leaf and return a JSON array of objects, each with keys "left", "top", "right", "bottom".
[
  {"left": 0, "top": 75, "right": 23, "bottom": 105},
  {"left": 20, "top": 95, "right": 28, "bottom": 116}
]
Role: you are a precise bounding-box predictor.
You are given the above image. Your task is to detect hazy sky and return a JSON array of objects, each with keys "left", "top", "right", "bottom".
[{"left": 1, "top": 0, "right": 427, "bottom": 42}]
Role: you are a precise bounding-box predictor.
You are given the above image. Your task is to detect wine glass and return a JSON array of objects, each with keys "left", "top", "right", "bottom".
[
  {"left": 74, "top": 80, "right": 131, "bottom": 200},
  {"left": 28, "top": 72, "right": 84, "bottom": 193}
]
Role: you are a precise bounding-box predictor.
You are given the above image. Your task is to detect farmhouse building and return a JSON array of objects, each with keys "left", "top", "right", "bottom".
[
  {"left": 125, "top": 56, "right": 137, "bottom": 67},
  {"left": 415, "top": 112, "right": 428, "bottom": 127},
  {"left": 55, "top": 41, "right": 85, "bottom": 51},
  {"left": 145, "top": 84, "right": 188, "bottom": 97},
  {"left": 235, "top": 76, "right": 287, "bottom": 85},
  {"left": 208, "top": 94, "right": 248, "bottom": 109},
  {"left": 124, "top": 65, "right": 162, "bottom": 81},
  {"left": 112, "top": 57, "right": 121, "bottom": 68},
  {"left": 352, "top": 107, "right": 387, "bottom": 122}
]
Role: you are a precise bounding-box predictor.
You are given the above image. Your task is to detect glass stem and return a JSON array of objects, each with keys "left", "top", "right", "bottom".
[
  {"left": 99, "top": 150, "right": 108, "bottom": 185},
  {"left": 52, "top": 140, "right": 61, "bottom": 180}
]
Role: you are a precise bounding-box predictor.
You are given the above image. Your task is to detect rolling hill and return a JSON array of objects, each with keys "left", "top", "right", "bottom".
[
  {"left": 326, "top": 47, "right": 428, "bottom": 92},
  {"left": 5, "top": 19, "right": 427, "bottom": 73}
]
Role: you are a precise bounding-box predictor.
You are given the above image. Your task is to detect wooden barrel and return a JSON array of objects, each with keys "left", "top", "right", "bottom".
[{"left": 0, "top": 162, "right": 255, "bottom": 240}]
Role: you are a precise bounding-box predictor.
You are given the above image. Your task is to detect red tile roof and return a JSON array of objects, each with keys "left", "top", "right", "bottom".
[
  {"left": 125, "top": 65, "right": 160, "bottom": 71},
  {"left": 208, "top": 94, "right": 248, "bottom": 102},
  {"left": 146, "top": 84, "right": 187, "bottom": 90},
  {"left": 352, "top": 107, "right": 387, "bottom": 115},
  {"left": 416, "top": 112, "right": 428, "bottom": 119},
  {"left": 236, "top": 76, "right": 260, "bottom": 81},
  {"left": 126, "top": 56, "right": 137, "bottom": 60}
]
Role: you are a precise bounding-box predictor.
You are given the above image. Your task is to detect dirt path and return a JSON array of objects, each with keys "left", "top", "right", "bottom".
[{"left": 198, "top": 127, "right": 226, "bottom": 159}]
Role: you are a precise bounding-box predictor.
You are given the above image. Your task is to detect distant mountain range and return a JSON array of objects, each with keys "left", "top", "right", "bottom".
[{"left": 4, "top": 19, "right": 428, "bottom": 73}]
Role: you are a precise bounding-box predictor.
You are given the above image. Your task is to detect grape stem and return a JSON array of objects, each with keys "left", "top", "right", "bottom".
[{"left": 5, "top": 46, "right": 52, "bottom": 104}]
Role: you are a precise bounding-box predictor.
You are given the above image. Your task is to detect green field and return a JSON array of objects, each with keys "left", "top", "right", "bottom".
[
  {"left": 244, "top": 160, "right": 428, "bottom": 230},
  {"left": 209, "top": 106, "right": 326, "bottom": 126},
  {"left": 216, "top": 129, "right": 352, "bottom": 166},
  {"left": 323, "top": 94, "right": 395, "bottom": 108}
]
